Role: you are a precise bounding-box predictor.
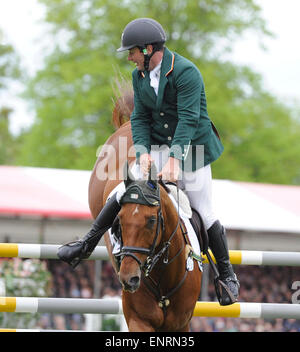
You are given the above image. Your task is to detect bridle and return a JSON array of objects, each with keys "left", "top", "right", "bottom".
[
  {"left": 115, "top": 179, "right": 195, "bottom": 311},
  {"left": 114, "top": 181, "right": 181, "bottom": 277}
]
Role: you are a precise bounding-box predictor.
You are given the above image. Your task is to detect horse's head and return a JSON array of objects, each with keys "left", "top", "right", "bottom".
[{"left": 117, "top": 162, "right": 163, "bottom": 292}]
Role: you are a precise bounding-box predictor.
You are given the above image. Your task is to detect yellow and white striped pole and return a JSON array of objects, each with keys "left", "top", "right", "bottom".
[
  {"left": 1, "top": 243, "right": 300, "bottom": 266},
  {"left": 0, "top": 329, "right": 43, "bottom": 332},
  {"left": 202, "top": 249, "right": 300, "bottom": 266},
  {"left": 0, "top": 243, "right": 109, "bottom": 261},
  {"left": 0, "top": 297, "right": 123, "bottom": 314},
  {"left": 0, "top": 328, "right": 90, "bottom": 332},
  {"left": 1, "top": 297, "right": 300, "bottom": 319},
  {"left": 193, "top": 301, "right": 300, "bottom": 319}
]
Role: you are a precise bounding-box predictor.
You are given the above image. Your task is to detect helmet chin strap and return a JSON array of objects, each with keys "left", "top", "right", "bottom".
[{"left": 141, "top": 47, "right": 159, "bottom": 71}]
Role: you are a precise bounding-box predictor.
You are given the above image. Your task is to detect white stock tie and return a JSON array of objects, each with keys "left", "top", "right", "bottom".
[{"left": 149, "top": 61, "right": 162, "bottom": 95}]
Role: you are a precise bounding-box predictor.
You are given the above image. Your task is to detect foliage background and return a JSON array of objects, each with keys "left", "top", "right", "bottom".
[
  {"left": 1, "top": 0, "right": 300, "bottom": 184},
  {"left": 0, "top": 258, "right": 51, "bottom": 328}
]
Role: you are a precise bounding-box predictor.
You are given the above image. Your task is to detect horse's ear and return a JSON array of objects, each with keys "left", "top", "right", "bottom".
[
  {"left": 148, "top": 162, "right": 158, "bottom": 188},
  {"left": 123, "top": 161, "right": 135, "bottom": 188}
]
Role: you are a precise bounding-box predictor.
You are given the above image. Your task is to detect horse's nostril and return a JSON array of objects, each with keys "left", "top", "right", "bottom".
[{"left": 129, "top": 276, "right": 140, "bottom": 287}]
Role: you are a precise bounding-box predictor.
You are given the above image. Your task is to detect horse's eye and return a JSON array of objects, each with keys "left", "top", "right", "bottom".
[{"left": 146, "top": 216, "right": 157, "bottom": 229}]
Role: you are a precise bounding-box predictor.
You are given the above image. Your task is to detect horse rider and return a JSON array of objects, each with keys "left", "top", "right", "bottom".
[{"left": 58, "top": 18, "right": 239, "bottom": 305}]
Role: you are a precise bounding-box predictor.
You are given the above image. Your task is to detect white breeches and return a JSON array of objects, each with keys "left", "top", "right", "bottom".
[{"left": 179, "top": 164, "right": 216, "bottom": 230}]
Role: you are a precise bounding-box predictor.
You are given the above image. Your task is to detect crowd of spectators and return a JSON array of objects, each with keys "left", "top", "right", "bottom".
[
  {"left": 36, "top": 260, "right": 300, "bottom": 332},
  {"left": 190, "top": 265, "right": 300, "bottom": 332},
  {"left": 36, "top": 260, "right": 124, "bottom": 331},
  {"left": 36, "top": 260, "right": 94, "bottom": 330}
]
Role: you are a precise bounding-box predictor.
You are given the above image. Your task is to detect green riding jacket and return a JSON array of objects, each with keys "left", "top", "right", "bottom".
[{"left": 130, "top": 47, "right": 224, "bottom": 171}]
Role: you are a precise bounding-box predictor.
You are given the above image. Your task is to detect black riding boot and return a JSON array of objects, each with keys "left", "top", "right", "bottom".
[
  {"left": 207, "top": 220, "right": 240, "bottom": 305},
  {"left": 57, "top": 193, "right": 120, "bottom": 268}
]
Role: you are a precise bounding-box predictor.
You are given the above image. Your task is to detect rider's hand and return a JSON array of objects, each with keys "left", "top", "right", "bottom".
[
  {"left": 139, "top": 153, "right": 154, "bottom": 175},
  {"left": 157, "top": 157, "right": 180, "bottom": 182}
]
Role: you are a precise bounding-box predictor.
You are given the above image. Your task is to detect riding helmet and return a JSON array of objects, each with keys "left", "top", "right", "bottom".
[{"left": 117, "top": 18, "right": 166, "bottom": 52}]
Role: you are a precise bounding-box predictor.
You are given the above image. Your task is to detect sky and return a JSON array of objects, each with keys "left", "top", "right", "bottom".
[{"left": 0, "top": 0, "right": 300, "bottom": 134}]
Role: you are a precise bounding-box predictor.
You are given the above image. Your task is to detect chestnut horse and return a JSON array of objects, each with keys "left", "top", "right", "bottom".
[{"left": 88, "top": 86, "right": 202, "bottom": 332}]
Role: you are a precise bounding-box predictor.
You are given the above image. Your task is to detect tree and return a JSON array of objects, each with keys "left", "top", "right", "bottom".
[
  {"left": 200, "top": 60, "right": 300, "bottom": 184},
  {"left": 0, "top": 107, "right": 15, "bottom": 164},
  {"left": 19, "top": 0, "right": 300, "bottom": 184},
  {"left": 0, "top": 30, "right": 21, "bottom": 165}
]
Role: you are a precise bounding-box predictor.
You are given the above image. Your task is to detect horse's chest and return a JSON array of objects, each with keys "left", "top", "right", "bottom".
[{"left": 160, "top": 308, "right": 191, "bottom": 331}]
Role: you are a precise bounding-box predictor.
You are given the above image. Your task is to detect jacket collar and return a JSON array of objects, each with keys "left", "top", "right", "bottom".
[
  {"left": 138, "top": 47, "right": 175, "bottom": 78},
  {"left": 138, "top": 47, "right": 175, "bottom": 110},
  {"left": 156, "top": 47, "right": 175, "bottom": 109},
  {"left": 160, "top": 47, "right": 175, "bottom": 77}
]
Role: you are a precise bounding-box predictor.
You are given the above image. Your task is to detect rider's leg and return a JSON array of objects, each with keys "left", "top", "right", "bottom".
[
  {"left": 207, "top": 220, "right": 240, "bottom": 305},
  {"left": 57, "top": 162, "right": 147, "bottom": 268},
  {"left": 57, "top": 192, "right": 121, "bottom": 268},
  {"left": 181, "top": 164, "right": 239, "bottom": 305}
]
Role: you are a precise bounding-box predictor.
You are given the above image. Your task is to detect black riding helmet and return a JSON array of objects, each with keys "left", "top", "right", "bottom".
[{"left": 117, "top": 18, "right": 166, "bottom": 71}]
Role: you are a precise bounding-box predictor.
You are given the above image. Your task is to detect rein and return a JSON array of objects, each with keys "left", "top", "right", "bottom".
[{"left": 142, "top": 182, "right": 181, "bottom": 277}]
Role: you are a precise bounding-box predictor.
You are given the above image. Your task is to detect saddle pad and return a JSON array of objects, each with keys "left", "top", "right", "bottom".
[
  {"left": 166, "top": 184, "right": 193, "bottom": 218},
  {"left": 167, "top": 193, "right": 201, "bottom": 257}
]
